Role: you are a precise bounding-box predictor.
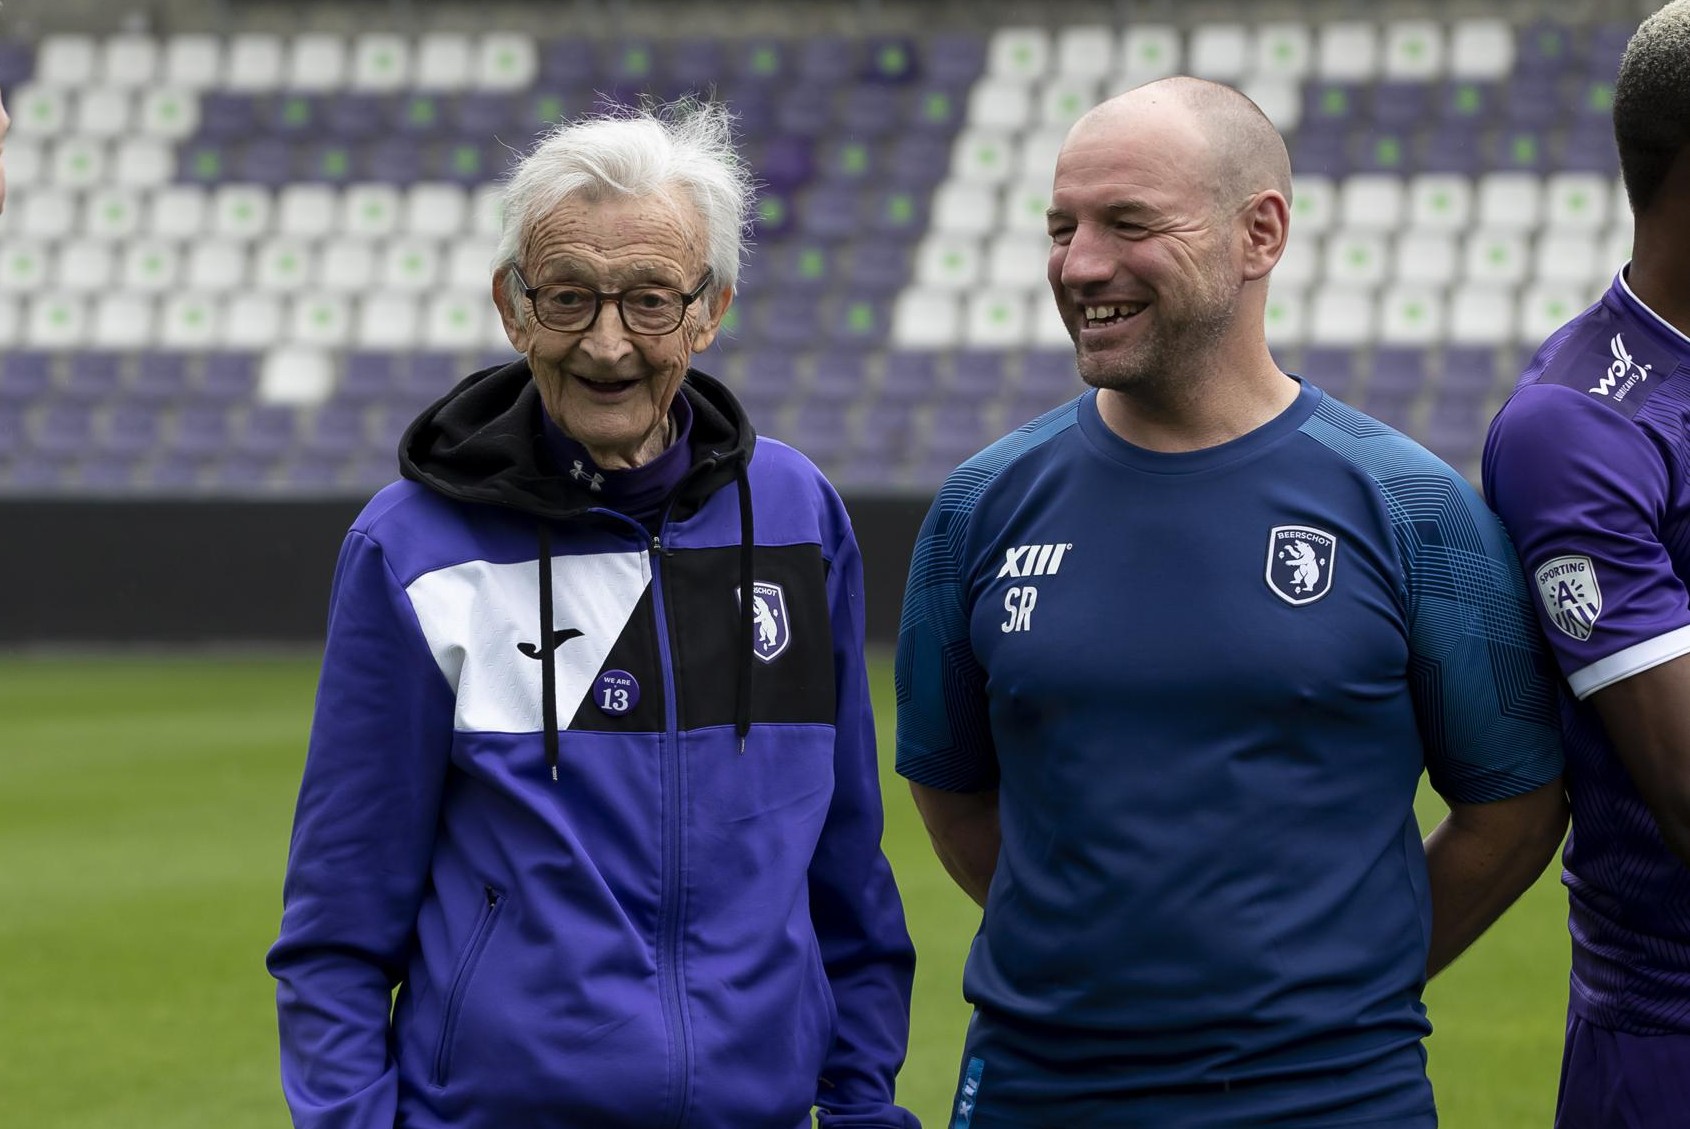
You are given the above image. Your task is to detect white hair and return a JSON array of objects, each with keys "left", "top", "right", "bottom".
[{"left": 493, "top": 100, "right": 754, "bottom": 316}]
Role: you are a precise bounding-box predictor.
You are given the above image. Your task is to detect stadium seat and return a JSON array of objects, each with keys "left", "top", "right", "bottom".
[
  {"left": 1264, "top": 287, "right": 1308, "bottom": 346},
  {"left": 1382, "top": 20, "right": 1445, "bottom": 79},
  {"left": 1315, "top": 22, "right": 1378, "bottom": 81},
  {"left": 1447, "top": 284, "right": 1516, "bottom": 344},
  {"left": 1037, "top": 77, "right": 1102, "bottom": 132},
  {"left": 1393, "top": 232, "right": 1459, "bottom": 285},
  {"left": 1406, "top": 174, "right": 1473, "bottom": 230},
  {"left": 1188, "top": 23, "right": 1250, "bottom": 81},
  {"left": 1117, "top": 24, "right": 1181, "bottom": 84},
  {"left": 1323, "top": 232, "right": 1390, "bottom": 287},
  {"left": 224, "top": 295, "right": 284, "bottom": 349},
  {"left": 1449, "top": 18, "right": 1515, "bottom": 79},
  {"left": 1288, "top": 175, "right": 1338, "bottom": 237},
  {"left": 114, "top": 139, "right": 174, "bottom": 186},
  {"left": 51, "top": 136, "right": 107, "bottom": 190},
  {"left": 1309, "top": 285, "right": 1375, "bottom": 345},
  {"left": 74, "top": 87, "right": 132, "bottom": 139},
  {"left": 225, "top": 34, "right": 286, "bottom": 92},
  {"left": 1254, "top": 22, "right": 1313, "bottom": 79},
  {"left": 963, "top": 291, "right": 1028, "bottom": 348},
  {"left": 1338, "top": 175, "right": 1406, "bottom": 230},
  {"left": 289, "top": 34, "right": 349, "bottom": 91},
  {"left": 1274, "top": 234, "right": 1320, "bottom": 288},
  {"left": 37, "top": 34, "right": 97, "bottom": 85},
  {"left": 1378, "top": 285, "right": 1446, "bottom": 345},
  {"left": 969, "top": 80, "right": 1035, "bottom": 131},
  {"left": 1464, "top": 230, "right": 1531, "bottom": 285},
  {"left": 160, "top": 294, "right": 220, "bottom": 349},
  {"left": 92, "top": 295, "right": 154, "bottom": 349},
  {"left": 351, "top": 33, "right": 411, "bottom": 92},
  {"left": 986, "top": 27, "right": 1050, "bottom": 82},
  {"left": 164, "top": 33, "right": 222, "bottom": 89},
  {"left": 416, "top": 34, "right": 474, "bottom": 91},
  {"left": 952, "top": 129, "right": 1018, "bottom": 184}
]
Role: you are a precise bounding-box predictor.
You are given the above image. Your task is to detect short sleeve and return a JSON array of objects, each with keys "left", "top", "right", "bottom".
[{"left": 1484, "top": 383, "right": 1690, "bottom": 699}]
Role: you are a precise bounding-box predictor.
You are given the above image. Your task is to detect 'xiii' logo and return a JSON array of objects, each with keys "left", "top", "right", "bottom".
[{"left": 1266, "top": 525, "right": 1337, "bottom": 606}]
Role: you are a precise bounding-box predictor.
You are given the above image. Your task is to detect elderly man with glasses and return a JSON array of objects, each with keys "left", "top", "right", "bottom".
[{"left": 267, "top": 102, "right": 919, "bottom": 1129}]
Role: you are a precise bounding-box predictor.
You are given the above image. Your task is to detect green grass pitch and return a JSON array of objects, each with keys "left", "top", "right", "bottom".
[{"left": 0, "top": 654, "right": 1568, "bottom": 1127}]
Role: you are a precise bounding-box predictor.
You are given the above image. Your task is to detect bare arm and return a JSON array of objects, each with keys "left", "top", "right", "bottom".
[
  {"left": 1423, "top": 778, "right": 1567, "bottom": 977},
  {"left": 1588, "top": 653, "right": 1690, "bottom": 866},
  {"left": 909, "top": 782, "right": 1000, "bottom": 908}
]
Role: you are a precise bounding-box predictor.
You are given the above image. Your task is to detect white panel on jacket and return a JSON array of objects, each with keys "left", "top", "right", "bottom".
[{"left": 408, "top": 551, "right": 653, "bottom": 734}]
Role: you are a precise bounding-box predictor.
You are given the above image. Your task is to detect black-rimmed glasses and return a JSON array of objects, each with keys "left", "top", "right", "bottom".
[{"left": 510, "top": 264, "right": 714, "bottom": 336}]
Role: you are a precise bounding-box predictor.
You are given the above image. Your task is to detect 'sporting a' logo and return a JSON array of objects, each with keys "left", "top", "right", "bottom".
[
  {"left": 1266, "top": 525, "right": 1337, "bottom": 605},
  {"left": 737, "top": 581, "right": 790, "bottom": 663},
  {"left": 1535, "top": 554, "right": 1602, "bottom": 640},
  {"left": 996, "top": 543, "right": 1071, "bottom": 579},
  {"left": 1589, "top": 333, "right": 1652, "bottom": 400}
]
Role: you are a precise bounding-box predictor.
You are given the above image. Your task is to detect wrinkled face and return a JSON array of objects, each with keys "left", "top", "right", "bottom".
[
  {"left": 0, "top": 88, "right": 10, "bottom": 214},
  {"left": 494, "top": 191, "right": 729, "bottom": 469},
  {"left": 1046, "top": 111, "right": 1242, "bottom": 394}
]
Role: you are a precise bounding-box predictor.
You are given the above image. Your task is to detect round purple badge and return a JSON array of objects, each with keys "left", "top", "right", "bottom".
[{"left": 594, "top": 670, "right": 640, "bottom": 716}]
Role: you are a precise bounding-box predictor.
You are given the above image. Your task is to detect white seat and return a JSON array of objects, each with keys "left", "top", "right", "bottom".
[
  {"left": 1476, "top": 173, "right": 1543, "bottom": 231},
  {"left": 1188, "top": 23, "right": 1250, "bottom": 81},
  {"left": 352, "top": 33, "right": 412, "bottom": 91},
  {"left": 1518, "top": 284, "right": 1591, "bottom": 344},
  {"left": 964, "top": 291, "right": 1029, "bottom": 347},
  {"left": 1611, "top": 175, "right": 1634, "bottom": 228},
  {"left": 92, "top": 294, "right": 154, "bottom": 348},
  {"left": 381, "top": 239, "right": 442, "bottom": 292},
  {"left": 1446, "top": 284, "right": 1516, "bottom": 344},
  {"left": 405, "top": 183, "right": 469, "bottom": 236},
  {"left": 187, "top": 241, "right": 249, "bottom": 290},
  {"left": 1308, "top": 284, "right": 1375, "bottom": 345},
  {"left": 1263, "top": 287, "right": 1307, "bottom": 346},
  {"left": 952, "top": 129, "right": 1019, "bottom": 184},
  {"left": 1382, "top": 20, "right": 1445, "bottom": 80},
  {"left": 415, "top": 33, "right": 473, "bottom": 91},
  {"left": 121, "top": 240, "right": 183, "bottom": 293},
  {"left": 1274, "top": 232, "right": 1321, "bottom": 288},
  {"left": 1449, "top": 18, "right": 1513, "bottom": 80},
  {"left": 1288, "top": 175, "right": 1337, "bottom": 237},
  {"left": 1323, "top": 232, "right": 1391, "bottom": 287},
  {"left": 288, "top": 34, "right": 348, "bottom": 91},
  {"left": 0, "top": 297, "right": 20, "bottom": 349},
  {"left": 967, "top": 82, "right": 1034, "bottom": 132},
  {"left": 354, "top": 293, "right": 423, "bottom": 348},
  {"left": 1028, "top": 294, "right": 1073, "bottom": 349},
  {"left": 50, "top": 138, "right": 107, "bottom": 190},
  {"left": 1056, "top": 26, "right": 1115, "bottom": 79},
  {"left": 225, "top": 34, "right": 286, "bottom": 92},
  {"left": 475, "top": 33, "right": 537, "bottom": 91},
  {"left": 290, "top": 294, "right": 353, "bottom": 347},
  {"left": 1534, "top": 232, "right": 1603, "bottom": 287},
  {"left": 1037, "top": 77, "right": 1101, "bottom": 132},
  {"left": 103, "top": 35, "right": 160, "bottom": 88},
  {"left": 1377, "top": 285, "right": 1446, "bottom": 345},
  {"left": 987, "top": 27, "right": 1051, "bottom": 82},
  {"left": 985, "top": 235, "right": 1049, "bottom": 290},
  {"left": 1464, "top": 230, "right": 1531, "bottom": 285},
  {"left": 1241, "top": 77, "right": 1300, "bottom": 133},
  {"left": 446, "top": 238, "right": 498, "bottom": 289},
  {"left": 316, "top": 240, "right": 379, "bottom": 292},
  {"left": 1315, "top": 22, "right": 1379, "bottom": 81},
  {"left": 160, "top": 293, "right": 221, "bottom": 349},
  {"left": 1407, "top": 174, "right": 1474, "bottom": 231},
  {"left": 138, "top": 88, "right": 199, "bottom": 139},
  {"left": 1544, "top": 173, "right": 1611, "bottom": 232},
  {"left": 891, "top": 292, "right": 962, "bottom": 349},
  {"left": 25, "top": 294, "right": 88, "bottom": 348},
  {"left": 423, "top": 292, "right": 491, "bottom": 349},
  {"left": 223, "top": 294, "right": 284, "bottom": 349},
  {"left": 1602, "top": 226, "right": 1632, "bottom": 271},
  {"left": 114, "top": 139, "right": 175, "bottom": 187},
  {"left": 254, "top": 238, "right": 316, "bottom": 293},
  {"left": 1001, "top": 178, "right": 1053, "bottom": 236},
  {"left": 1253, "top": 22, "right": 1312, "bottom": 80},
  {"left": 1, "top": 137, "right": 44, "bottom": 190},
  {"left": 258, "top": 346, "right": 336, "bottom": 405},
  {"left": 15, "top": 189, "right": 79, "bottom": 240},
  {"left": 472, "top": 184, "right": 506, "bottom": 239},
  {"left": 213, "top": 185, "right": 274, "bottom": 240},
  {"left": 73, "top": 87, "right": 132, "bottom": 138},
  {"left": 149, "top": 185, "right": 210, "bottom": 239},
  {"left": 341, "top": 184, "right": 402, "bottom": 238},
  {"left": 930, "top": 182, "right": 999, "bottom": 236},
  {"left": 12, "top": 85, "right": 70, "bottom": 134},
  {"left": 914, "top": 234, "right": 983, "bottom": 290},
  {"left": 83, "top": 187, "right": 144, "bottom": 240},
  {"left": 1018, "top": 128, "right": 1066, "bottom": 182},
  {"left": 1339, "top": 175, "right": 1407, "bottom": 230},
  {"left": 54, "top": 240, "right": 117, "bottom": 292},
  {"left": 277, "top": 184, "right": 339, "bottom": 238},
  {"left": 164, "top": 34, "right": 223, "bottom": 89},
  {"left": 36, "top": 35, "right": 97, "bottom": 86},
  {"left": 1118, "top": 25, "right": 1181, "bottom": 84},
  {"left": 0, "top": 241, "right": 51, "bottom": 294},
  {"left": 1394, "top": 232, "right": 1460, "bottom": 285}
]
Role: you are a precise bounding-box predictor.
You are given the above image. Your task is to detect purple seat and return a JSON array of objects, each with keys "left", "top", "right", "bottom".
[
  {"left": 861, "top": 37, "right": 919, "bottom": 84},
  {"left": 0, "top": 351, "right": 54, "bottom": 404},
  {"left": 371, "top": 402, "right": 420, "bottom": 453},
  {"left": 0, "top": 405, "right": 24, "bottom": 449},
  {"left": 828, "top": 296, "right": 889, "bottom": 349},
  {"left": 339, "top": 352, "right": 401, "bottom": 404},
  {"left": 1516, "top": 22, "right": 1582, "bottom": 78},
  {"left": 270, "top": 94, "right": 321, "bottom": 135},
  {"left": 1370, "top": 347, "right": 1430, "bottom": 395},
  {"left": 903, "top": 86, "right": 966, "bottom": 136},
  {"left": 946, "top": 350, "right": 1013, "bottom": 400},
  {"left": 846, "top": 239, "right": 911, "bottom": 293},
  {"left": 797, "top": 183, "right": 864, "bottom": 241},
  {"left": 856, "top": 401, "right": 916, "bottom": 461},
  {"left": 429, "top": 139, "right": 494, "bottom": 185},
  {"left": 6, "top": 456, "right": 71, "bottom": 492},
  {"left": 836, "top": 86, "right": 902, "bottom": 140},
  {"left": 767, "top": 241, "right": 839, "bottom": 292},
  {"left": 880, "top": 351, "right": 942, "bottom": 405},
  {"left": 924, "top": 32, "right": 987, "bottom": 87},
  {"left": 177, "top": 142, "right": 230, "bottom": 184},
  {"left": 346, "top": 455, "right": 399, "bottom": 493},
  {"left": 750, "top": 293, "right": 825, "bottom": 350},
  {"left": 1021, "top": 350, "right": 1077, "bottom": 399},
  {"left": 715, "top": 84, "right": 779, "bottom": 138},
  {"left": 238, "top": 138, "right": 299, "bottom": 186},
  {"left": 325, "top": 93, "right": 388, "bottom": 139},
  {"left": 1369, "top": 81, "right": 1430, "bottom": 131},
  {"left": 401, "top": 351, "right": 461, "bottom": 400},
  {"left": 0, "top": 40, "right": 36, "bottom": 87},
  {"left": 451, "top": 92, "right": 520, "bottom": 138},
  {"left": 797, "top": 35, "right": 859, "bottom": 87},
  {"left": 606, "top": 39, "right": 658, "bottom": 88},
  {"left": 751, "top": 188, "right": 794, "bottom": 240},
  {"left": 1418, "top": 123, "right": 1485, "bottom": 175},
  {"left": 282, "top": 456, "right": 351, "bottom": 492},
  {"left": 392, "top": 93, "right": 446, "bottom": 134},
  {"left": 1437, "top": 80, "right": 1498, "bottom": 123},
  {"left": 539, "top": 38, "right": 600, "bottom": 88},
  {"left": 214, "top": 454, "right": 279, "bottom": 492},
  {"left": 34, "top": 403, "right": 97, "bottom": 455},
  {"left": 737, "top": 348, "right": 802, "bottom": 403},
  {"left": 926, "top": 403, "right": 994, "bottom": 457},
  {"left": 1302, "top": 83, "right": 1363, "bottom": 129},
  {"left": 301, "top": 141, "right": 357, "bottom": 183},
  {"left": 234, "top": 405, "right": 299, "bottom": 458},
  {"left": 775, "top": 84, "right": 835, "bottom": 137},
  {"left": 1367, "top": 397, "right": 1416, "bottom": 433},
  {"left": 1440, "top": 346, "right": 1501, "bottom": 402},
  {"left": 196, "top": 93, "right": 259, "bottom": 142},
  {"left": 881, "top": 135, "right": 951, "bottom": 188},
  {"left": 202, "top": 353, "right": 258, "bottom": 404},
  {"left": 1572, "top": 78, "right": 1617, "bottom": 124},
  {"left": 1559, "top": 123, "right": 1620, "bottom": 175},
  {"left": 786, "top": 402, "right": 851, "bottom": 463},
  {"left": 63, "top": 353, "right": 123, "bottom": 403},
  {"left": 815, "top": 138, "right": 876, "bottom": 184},
  {"left": 305, "top": 404, "right": 372, "bottom": 457},
  {"left": 667, "top": 39, "right": 726, "bottom": 93},
  {"left": 362, "top": 137, "right": 425, "bottom": 184},
  {"left": 1300, "top": 346, "right": 1358, "bottom": 399},
  {"left": 169, "top": 404, "right": 232, "bottom": 459},
  {"left": 756, "top": 134, "right": 814, "bottom": 192},
  {"left": 1353, "top": 129, "right": 1412, "bottom": 174},
  {"left": 1502, "top": 77, "right": 1563, "bottom": 130},
  {"left": 1291, "top": 126, "right": 1350, "bottom": 177},
  {"left": 1489, "top": 129, "right": 1549, "bottom": 173},
  {"left": 100, "top": 401, "right": 165, "bottom": 456},
  {"left": 1586, "top": 23, "right": 1633, "bottom": 79},
  {"left": 1007, "top": 386, "right": 1071, "bottom": 428},
  {"left": 731, "top": 40, "right": 788, "bottom": 83},
  {"left": 861, "top": 187, "right": 927, "bottom": 240},
  {"left": 79, "top": 454, "right": 145, "bottom": 492},
  {"left": 149, "top": 453, "right": 209, "bottom": 492},
  {"left": 808, "top": 353, "right": 870, "bottom": 403}
]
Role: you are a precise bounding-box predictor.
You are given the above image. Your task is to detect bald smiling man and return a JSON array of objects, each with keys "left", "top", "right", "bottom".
[{"left": 896, "top": 78, "right": 1569, "bottom": 1128}]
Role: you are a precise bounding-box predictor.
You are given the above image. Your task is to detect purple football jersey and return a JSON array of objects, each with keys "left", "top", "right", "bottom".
[{"left": 1484, "top": 270, "right": 1690, "bottom": 1034}]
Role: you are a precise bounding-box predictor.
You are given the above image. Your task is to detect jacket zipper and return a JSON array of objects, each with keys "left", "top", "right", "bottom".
[
  {"left": 648, "top": 528, "right": 694, "bottom": 1128},
  {"left": 432, "top": 885, "right": 505, "bottom": 1087}
]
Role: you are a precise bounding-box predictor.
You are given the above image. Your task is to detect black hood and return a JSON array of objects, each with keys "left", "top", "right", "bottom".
[{"left": 398, "top": 356, "right": 756, "bottom": 521}]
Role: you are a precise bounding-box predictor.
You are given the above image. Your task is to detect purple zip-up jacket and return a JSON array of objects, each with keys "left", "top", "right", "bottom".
[{"left": 267, "top": 361, "right": 919, "bottom": 1129}]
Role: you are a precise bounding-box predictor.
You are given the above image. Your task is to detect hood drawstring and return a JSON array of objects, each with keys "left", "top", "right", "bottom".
[
  {"left": 735, "top": 466, "right": 754, "bottom": 754},
  {"left": 537, "top": 524, "right": 560, "bottom": 782}
]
